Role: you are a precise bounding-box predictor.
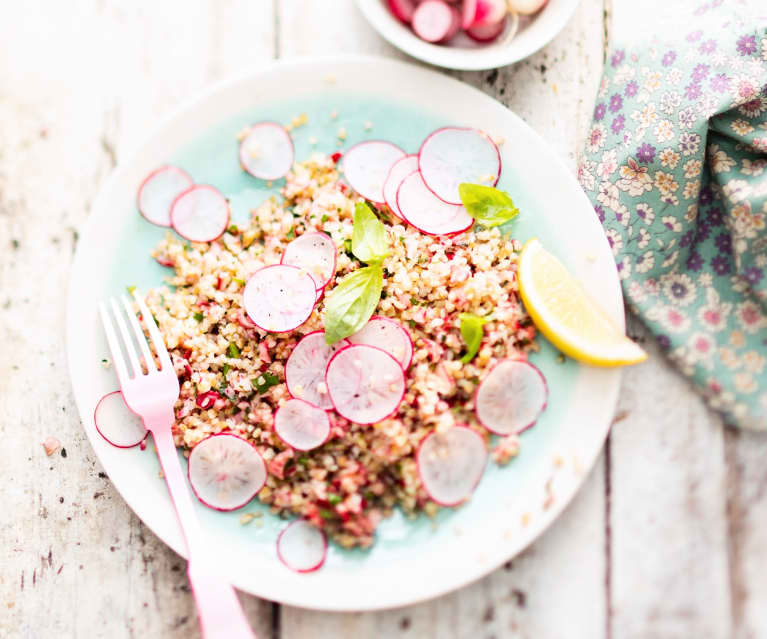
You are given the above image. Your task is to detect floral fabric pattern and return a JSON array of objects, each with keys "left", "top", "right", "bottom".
[{"left": 580, "top": 1, "right": 767, "bottom": 428}]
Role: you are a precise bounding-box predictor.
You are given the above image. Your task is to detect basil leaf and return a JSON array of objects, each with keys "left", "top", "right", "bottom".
[
  {"left": 459, "top": 312, "right": 489, "bottom": 364},
  {"left": 351, "top": 202, "right": 389, "bottom": 264},
  {"left": 323, "top": 264, "right": 383, "bottom": 344},
  {"left": 458, "top": 183, "right": 520, "bottom": 228}
]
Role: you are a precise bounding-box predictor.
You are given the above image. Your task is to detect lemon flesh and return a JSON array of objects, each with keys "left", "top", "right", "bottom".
[{"left": 518, "top": 239, "right": 647, "bottom": 367}]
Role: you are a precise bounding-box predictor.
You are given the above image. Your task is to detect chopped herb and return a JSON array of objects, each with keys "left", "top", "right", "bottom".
[
  {"left": 227, "top": 342, "right": 241, "bottom": 358},
  {"left": 319, "top": 509, "right": 335, "bottom": 520},
  {"left": 286, "top": 227, "right": 296, "bottom": 240},
  {"left": 458, "top": 183, "right": 520, "bottom": 228},
  {"left": 126, "top": 285, "right": 136, "bottom": 294},
  {"left": 343, "top": 238, "right": 355, "bottom": 259},
  {"left": 297, "top": 456, "right": 309, "bottom": 466},
  {"left": 408, "top": 319, "right": 417, "bottom": 329},
  {"left": 222, "top": 363, "right": 231, "bottom": 377},
  {"left": 459, "top": 312, "right": 490, "bottom": 364},
  {"left": 193, "top": 311, "right": 204, "bottom": 322},
  {"left": 321, "top": 214, "right": 329, "bottom": 223},
  {"left": 227, "top": 224, "right": 239, "bottom": 234},
  {"left": 328, "top": 493, "right": 342, "bottom": 505},
  {"left": 251, "top": 371, "right": 280, "bottom": 394},
  {"left": 410, "top": 296, "right": 423, "bottom": 306},
  {"left": 233, "top": 277, "right": 245, "bottom": 286}
]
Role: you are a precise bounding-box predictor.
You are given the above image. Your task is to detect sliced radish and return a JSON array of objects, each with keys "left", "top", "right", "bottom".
[
  {"left": 507, "top": 0, "right": 547, "bottom": 15},
  {"left": 475, "top": 359, "right": 548, "bottom": 435},
  {"left": 471, "top": 0, "right": 507, "bottom": 25},
  {"left": 187, "top": 433, "right": 267, "bottom": 511},
  {"left": 281, "top": 232, "right": 337, "bottom": 290},
  {"left": 277, "top": 520, "right": 327, "bottom": 573},
  {"left": 285, "top": 331, "right": 350, "bottom": 410},
  {"left": 383, "top": 154, "right": 419, "bottom": 220},
  {"left": 137, "top": 165, "right": 194, "bottom": 227},
  {"left": 387, "top": 0, "right": 417, "bottom": 22},
  {"left": 396, "top": 171, "right": 474, "bottom": 236},
  {"left": 418, "top": 127, "right": 501, "bottom": 204},
  {"left": 274, "top": 399, "right": 331, "bottom": 451},
  {"left": 93, "top": 391, "right": 147, "bottom": 448},
  {"left": 417, "top": 426, "right": 487, "bottom": 506},
  {"left": 325, "top": 344, "right": 406, "bottom": 425},
  {"left": 461, "top": 0, "right": 478, "bottom": 27},
  {"left": 341, "top": 140, "right": 406, "bottom": 204},
  {"left": 239, "top": 122, "right": 295, "bottom": 181},
  {"left": 412, "top": 0, "right": 454, "bottom": 42},
  {"left": 170, "top": 185, "right": 230, "bottom": 243},
  {"left": 242, "top": 264, "right": 317, "bottom": 333},
  {"left": 466, "top": 14, "right": 507, "bottom": 41},
  {"left": 348, "top": 316, "right": 414, "bottom": 370}
]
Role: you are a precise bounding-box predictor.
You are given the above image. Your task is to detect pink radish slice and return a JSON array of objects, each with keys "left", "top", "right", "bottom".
[
  {"left": 93, "top": 391, "right": 147, "bottom": 448},
  {"left": 418, "top": 127, "right": 501, "bottom": 205},
  {"left": 417, "top": 426, "right": 487, "bottom": 506},
  {"left": 170, "top": 185, "right": 230, "bottom": 243},
  {"left": 471, "top": 0, "right": 507, "bottom": 25},
  {"left": 277, "top": 520, "right": 327, "bottom": 573},
  {"left": 507, "top": 0, "right": 547, "bottom": 14},
  {"left": 475, "top": 359, "right": 548, "bottom": 435},
  {"left": 281, "top": 232, "right": 337, "bottom": 290},
  {"left": 285, "top": 331, "right": 350, "bottom": 410},
  {"left": 348, "top": 316, "right": 414, "bottom": 370},
  {"left": 461, "top": 0, "right": 478, "bottom": 27},
  {"left": 187, "top": 433, "right": 267, "bottom": 511},
  {"left": 341, "top": 140, "right": 406, "bottom": 204},
  {"left": 412, "top": 0, "right": 454, "bottom": 42},
  {"left": 396, "top": 171, "right": 473, "bottom": 236},
  {"left": 137, "top": 165, "right": 194, "bottom": 227},
  {"left": 274, "top": 398, "right": 331, "bottom": 451},
  {"left": 388, "top": 0, "right": 417, "bottom": 22},
  {"left": 242, "top": 264, "right": 317, "bottom": 333},
  {"left": 325, "top": 344, "right": 406, "bottom": 425},
  {"left": 383, "top": 154, "right": 419, "bottom": 220},
  {"left": 466, "top": 14, "right": 507, "bottom": 41},
  {"left": 239, "top": 122, "right": 294, "bottom": 181},
  {"left": 443, "top": 5, "right": 462, "bottom": 40}
]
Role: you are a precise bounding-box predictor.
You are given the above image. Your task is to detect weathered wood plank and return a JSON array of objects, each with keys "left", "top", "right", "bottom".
[
  {"left": 725, "top": 428, "right": 767, "bottom": 639},
  {"left": 607, "top": 318, "right": 732, "bottom": 639},
  {"left": 279, "top": 1, "right": 609, "bottom": 638},
  {"left": 0, "top": 2, "right": 275, "bottom": 638}
]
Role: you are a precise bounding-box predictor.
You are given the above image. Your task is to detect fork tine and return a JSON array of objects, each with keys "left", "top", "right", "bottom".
[
  {"left": 98, "top": 302, "right": 130, "bottom": 385},
  {"left": 110, "top": 298, "right": 142, "bottom": 377},
  {"left": 121, "top": 295, "right": 157, "bottom": 373},
  {"left": 132, "top": 290, "right": 172, "bottom": 369}
]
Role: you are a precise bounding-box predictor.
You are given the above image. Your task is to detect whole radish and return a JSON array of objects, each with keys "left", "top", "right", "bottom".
[{"left": 507, "top": 0, "right": 548, "bottom": 15}]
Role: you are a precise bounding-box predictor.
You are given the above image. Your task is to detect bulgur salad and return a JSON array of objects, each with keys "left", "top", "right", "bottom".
[{"left": 97, "top": 123, "right": 552, "bottom": 571}]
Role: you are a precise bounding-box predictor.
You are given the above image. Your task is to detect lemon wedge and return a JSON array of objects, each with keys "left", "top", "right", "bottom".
[{"left": 518, "top": 239, "right": 647, "bottom": 367}]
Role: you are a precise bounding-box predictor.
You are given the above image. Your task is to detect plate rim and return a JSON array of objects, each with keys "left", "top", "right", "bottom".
[{"left": 66, "top": 54, "right": 621, "bottom": 611}]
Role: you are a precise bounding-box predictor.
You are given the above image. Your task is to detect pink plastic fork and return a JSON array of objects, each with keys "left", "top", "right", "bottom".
[{"left": 99, "top": 291, "right": 257, "bottom": 639}]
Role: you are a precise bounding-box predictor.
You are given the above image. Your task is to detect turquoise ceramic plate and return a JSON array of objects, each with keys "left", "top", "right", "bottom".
[{"left": 67, "top": 56, "right": 622, "bottom": 611}]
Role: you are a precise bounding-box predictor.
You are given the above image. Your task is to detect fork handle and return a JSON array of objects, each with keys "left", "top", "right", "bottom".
[{"left": 148, "top": 413, "right": 257, "bottom": 639}]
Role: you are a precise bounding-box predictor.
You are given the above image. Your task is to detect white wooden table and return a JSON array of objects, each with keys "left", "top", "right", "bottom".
[{"left": 1, "top": 2, "right": 765, "bottom": 637}]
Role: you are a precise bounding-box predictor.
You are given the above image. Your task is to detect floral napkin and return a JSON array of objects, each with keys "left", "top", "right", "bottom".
[{"left": 578, "top": 0, "right": 767, "bottom": 429}]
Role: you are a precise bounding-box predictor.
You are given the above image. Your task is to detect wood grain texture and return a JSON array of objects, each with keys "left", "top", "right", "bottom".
[{"left": 0, "top": 2, "right": 275, "bottom": 638}]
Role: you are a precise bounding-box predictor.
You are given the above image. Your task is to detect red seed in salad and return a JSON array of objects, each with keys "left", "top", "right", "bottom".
[
  {"left": 417, "top": 425, "right": 487, "bottom": 506},
  {"left": 94, "top": 390, "right": 148, "bottom": 449},
  {"left": 277, "top": 519, "right": 327, "bottom": 573},
  {"left": 187, "top": 433, "right": 267, "bottom": 511},
  {"left": 325, "top": 344, "right": 406, "bottom": 425},
  {"left": 475, "top": 359, "right": 548, "bottom": 435}
]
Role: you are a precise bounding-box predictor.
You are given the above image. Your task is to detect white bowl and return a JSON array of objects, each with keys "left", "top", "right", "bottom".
[{"left": 355, "top": 0, "right": 580, "bottom": 70}]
